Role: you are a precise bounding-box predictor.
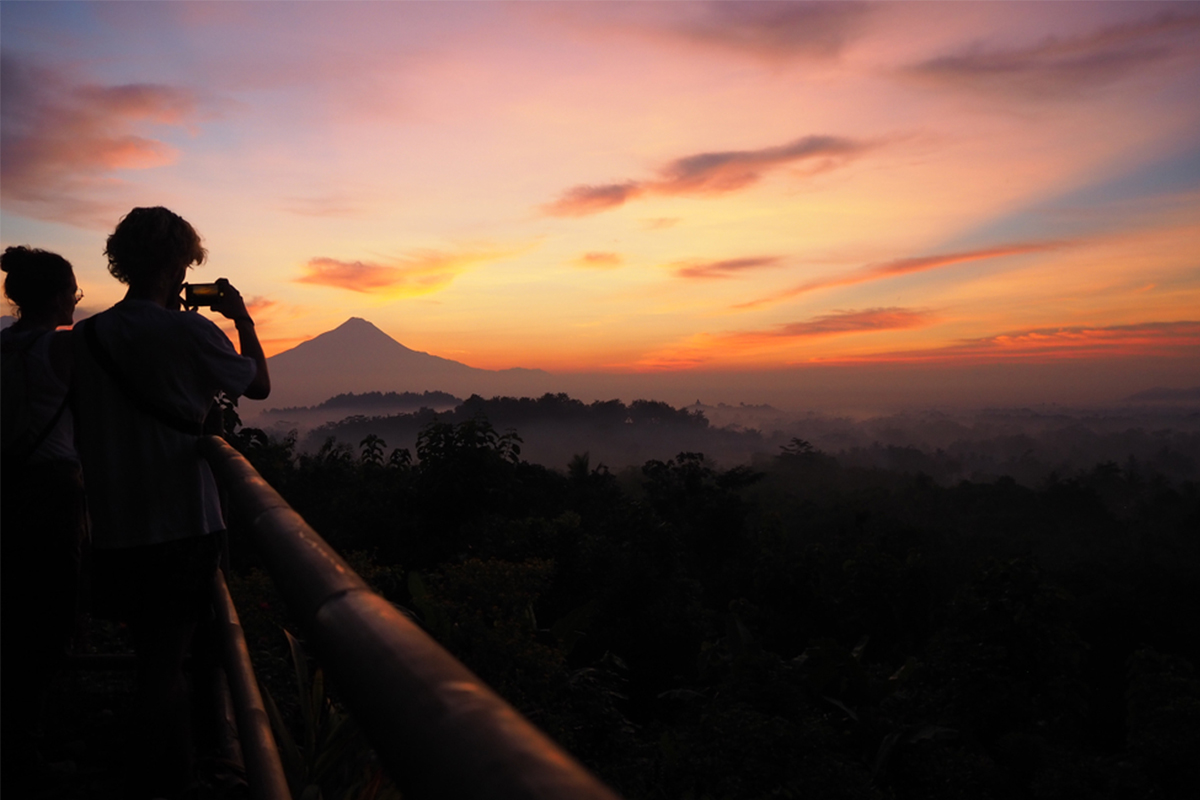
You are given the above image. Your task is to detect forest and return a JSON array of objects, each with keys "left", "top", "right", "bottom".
[{"left": 222, "top": 397, "right": 1199, "bottom": 800}]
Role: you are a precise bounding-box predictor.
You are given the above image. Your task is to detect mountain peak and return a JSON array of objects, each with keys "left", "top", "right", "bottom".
[
  {"left": 297, "top": 317, "right": 405, "bottom": 348},
  {"left": 263, "top": 317, "right": 555, "bottom": 409},
  {"left": 327, "top": 316, "right": 391, "bottom": 338},
  {"left": 335, "top": 316, "right": 376, "bottom": 330}
]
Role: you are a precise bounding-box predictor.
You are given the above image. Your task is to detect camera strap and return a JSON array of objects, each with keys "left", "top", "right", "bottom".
[{"left": 82, "top": 315, "right": 205, "bottom": 437}]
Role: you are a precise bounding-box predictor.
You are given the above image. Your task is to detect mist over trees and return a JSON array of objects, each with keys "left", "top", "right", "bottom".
[{"left": 255, "top": 391, "right": 1200, "bottom": 488}]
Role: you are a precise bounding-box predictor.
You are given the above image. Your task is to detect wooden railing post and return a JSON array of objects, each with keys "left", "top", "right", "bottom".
[{"left": 213, "top": 568, "right": 294, "bottom": 800}]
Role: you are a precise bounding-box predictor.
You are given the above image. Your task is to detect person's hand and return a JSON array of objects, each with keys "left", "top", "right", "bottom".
[{"left": 210, "top": 277, "right": 252, "bottom": 322}]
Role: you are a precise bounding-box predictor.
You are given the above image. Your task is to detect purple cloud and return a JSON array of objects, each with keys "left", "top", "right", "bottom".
[
  {"left": 1, "top": 54, "right": 203, "bottom": 226},
  {"left": 905, "top": 11, "right": 1200, "bottom": 98},
  {"left": 544, "top": 135, "right": 873, "bottom": 217}
]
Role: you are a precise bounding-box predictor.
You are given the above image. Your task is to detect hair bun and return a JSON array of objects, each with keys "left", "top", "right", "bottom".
[{"left": 1, "top": 246, "right": 33, "bottom": 272}]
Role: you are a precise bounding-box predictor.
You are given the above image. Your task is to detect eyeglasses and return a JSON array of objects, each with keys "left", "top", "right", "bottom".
[{"left": 73, "top": 289, "right": 84, "bottom": 303}]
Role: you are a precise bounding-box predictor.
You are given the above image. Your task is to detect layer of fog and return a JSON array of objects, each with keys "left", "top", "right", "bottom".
[{"left": 247, "top": 393, "right": 1200, "bottom": 487}]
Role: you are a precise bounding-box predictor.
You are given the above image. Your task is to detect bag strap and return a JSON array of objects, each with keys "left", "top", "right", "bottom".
[{"left": 82, "top": 316, "right": 205, "bottom": 436}]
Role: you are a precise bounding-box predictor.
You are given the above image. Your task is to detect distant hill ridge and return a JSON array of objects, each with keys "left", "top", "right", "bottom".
[
  {"left": 264, "top": 317, "right": 556, "bottom": 409},
  {"left": 266, "top": 390, "right": 462, "bottom": 415}
]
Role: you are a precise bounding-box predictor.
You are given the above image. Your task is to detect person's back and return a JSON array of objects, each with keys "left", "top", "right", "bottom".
[
  {"left": 73, "top": 296, "right": 255, "bottom": 547},
  {"left": 0, "top": 246, "right": 87, "bottom": 792},
  {"left": 71, "top": 206, "right": 269, "bottom": 798}
]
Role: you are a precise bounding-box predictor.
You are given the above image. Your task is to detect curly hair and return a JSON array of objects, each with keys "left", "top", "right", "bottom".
[
  {"left": 2, "top": 246, "right": 76, "bottom": 317},
  {"left": 104, "top": 207, "right": 206, "bottom": 288}
]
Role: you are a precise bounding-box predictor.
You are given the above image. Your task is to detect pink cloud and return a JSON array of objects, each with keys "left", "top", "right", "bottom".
[{"left": 1, "top": 55, "right": 203, "bottom": 226}]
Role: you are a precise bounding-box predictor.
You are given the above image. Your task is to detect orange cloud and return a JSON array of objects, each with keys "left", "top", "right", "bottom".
[
  {"left": 632, "top": 307, "right": 935, "bottom": 371},
  {"left": 822, "top": 321, "right": 1200, "bottom": 365},
  {"left": 630, "top": 352, "right": 716, "bottom": 372},
  {"left": 543, "top": 135, "right": 874, "bottom": 217},
  {"left": 736, "top": 241, "right": 1060, "bottom": 310},
  {"left": 244, "top": 296, "right": 277, "bottom": 317},
  {"left": 0, "top": 54, "right": 203, "bottom": 226},
  {"left": 576, "top": 252, "right": 624, "bottom": 269},
  {"left": 904, "top": 11, "right": 1200, "bottom": 99},
  {"left": 736, "top": 307, "right": 935, "bottom": 343},
  {"left": 675, "top": 256, "right": 783, "bottom": 279},
  {"left": 295, "top": 249, "right": 502, "bottom": 295}
]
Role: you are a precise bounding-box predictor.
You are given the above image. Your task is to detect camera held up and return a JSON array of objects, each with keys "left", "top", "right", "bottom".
[{"left": 182, "top": 282, "right": 222, "bottom": 308}]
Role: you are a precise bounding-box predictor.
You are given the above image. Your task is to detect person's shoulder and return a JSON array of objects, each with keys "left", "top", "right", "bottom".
[
  {"left": 110, "top": 301, "right": 217, "bottom": 334},
  {"left": 1, "top": 326, "right": 43, "bottom": 351},
  {"left": 174, "top": 309, "right": 231, "bottom": 340},
  {"left": 170, "top": 309, "right": 243, "bottom": 358},
  {"left": 0, "top": 327, "right": 21, "bottom": 354}
]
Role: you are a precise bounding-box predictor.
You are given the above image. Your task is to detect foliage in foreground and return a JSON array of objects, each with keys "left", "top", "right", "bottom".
[{"left": 227, "top": 415, "right": 1200, "bottom": 800}]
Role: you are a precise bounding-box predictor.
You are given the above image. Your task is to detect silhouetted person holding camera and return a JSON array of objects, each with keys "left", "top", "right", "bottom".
[
  {"left": 72, "top": 206, "right": 269, "bottom": 798},
  {"left": 1, "top": 246, "right": 88, "bottom": 790}
]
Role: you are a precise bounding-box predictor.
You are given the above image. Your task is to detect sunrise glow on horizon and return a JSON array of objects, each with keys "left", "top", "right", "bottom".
[{"left": 2, "top": 1, "right": 1198, "bottom": 398}]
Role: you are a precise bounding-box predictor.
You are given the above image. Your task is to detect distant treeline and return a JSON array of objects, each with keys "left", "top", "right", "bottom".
[
  {"left": 266, "top": 390, "right": 462, "bottom": 414},
  {"left": 297, "top": 392, "right": 713, "bottom": 464},
  {"left": 306, "top": 391, "right": 708, "bottom": 428},
  {"left": 282, "top": 392, "right": 1200, "bottom": 487}
]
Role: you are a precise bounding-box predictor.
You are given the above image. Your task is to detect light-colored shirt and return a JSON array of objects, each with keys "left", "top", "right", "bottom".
[{"left": 72, "top": 299, "right": 256, "bottom": 548}]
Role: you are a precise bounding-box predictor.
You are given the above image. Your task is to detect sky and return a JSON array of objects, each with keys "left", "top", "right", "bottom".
[{"left": 2, "top": 1, "right": 1198, "bottom": 407}]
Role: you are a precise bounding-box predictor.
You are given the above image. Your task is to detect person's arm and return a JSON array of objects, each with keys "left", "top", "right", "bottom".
[{"left": 210, "top": 278, "right": 270, "bottom": 400}]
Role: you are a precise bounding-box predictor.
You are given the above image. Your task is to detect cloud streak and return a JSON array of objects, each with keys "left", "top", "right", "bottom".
[
  {"left": 756, "top": 307, "right": 934, "bottom": 340},
  {"left": 735, "top": 242, "right": 1059, "bottom": 310},
  {"left": 543, "top": 135, "right": 874, "bottom": 217},
  {"left": 1, "top": 54, "right": 204, "bottom": 226},
  {"left": 668, "top": 1, "right": 874, "bottom": 61},
  {"left": 295, "top": 249, "right": 503, "bottom": 296},
  {"left": 675, "top": 256, "right": 782, "bottom": 279},
  {"left": 904, "top": 11, "right": 1200, "bottom": 98},
  {"left": 550, "top": 1, "right": 874, "bottom": 63},
  {"left": 576, "top": 252, "right": 624, "bottom": 269},
  {"left": 825, "top": 321, "right": 1200, "bottom": 364},
  {"left": 633, "top": 307, "right": 935, "bottom": 370}
]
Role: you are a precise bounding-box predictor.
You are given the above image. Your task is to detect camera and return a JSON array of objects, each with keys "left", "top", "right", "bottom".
[{"left": 183, "top": 282, "right": 222, "bottom": 307}]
